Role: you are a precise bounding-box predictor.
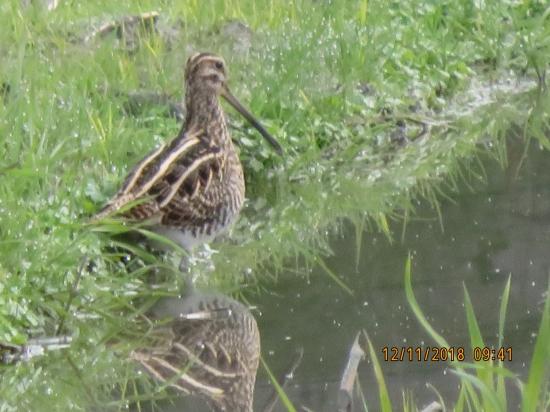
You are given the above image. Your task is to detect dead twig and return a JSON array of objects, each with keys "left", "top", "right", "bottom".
[{"left": 336, "top": 332, "right": 367, "bottom": 412}]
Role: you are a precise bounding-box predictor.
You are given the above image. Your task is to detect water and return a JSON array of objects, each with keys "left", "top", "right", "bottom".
[
  {"left": 255, "top": 136, "right": 549, "bottom": 411},
  {"left": 161, "top": 135, "right": 549, "bottom": 410}
]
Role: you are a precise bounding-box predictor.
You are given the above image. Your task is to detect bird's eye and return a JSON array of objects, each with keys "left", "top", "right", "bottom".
[{"left": 215, "top": 61, "right": 224, "bottom": 70}]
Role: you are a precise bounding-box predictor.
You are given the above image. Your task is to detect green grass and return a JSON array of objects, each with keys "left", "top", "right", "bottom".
[
  {"left": 1, "top": 0, "right": 550, "bottom": 410},
  {"left": 355, "top": 256, "right": 550, "bottom": 412}
]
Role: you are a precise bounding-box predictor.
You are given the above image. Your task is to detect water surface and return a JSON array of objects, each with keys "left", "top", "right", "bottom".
[{"left": 253, "top": 134, "right": 549, "bottom": 411}]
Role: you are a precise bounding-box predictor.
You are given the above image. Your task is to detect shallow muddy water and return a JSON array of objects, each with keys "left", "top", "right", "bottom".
[{"left": 155, "top": 134, "right": 549, "bottom": 411}]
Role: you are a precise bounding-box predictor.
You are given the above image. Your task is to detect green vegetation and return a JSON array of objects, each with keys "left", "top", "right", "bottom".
[
  {"left": 357, "top": 257, "right": 550, "bottom": 412},
  {"left": 1, "top": 0, "right": 550, "bottom": 410}
]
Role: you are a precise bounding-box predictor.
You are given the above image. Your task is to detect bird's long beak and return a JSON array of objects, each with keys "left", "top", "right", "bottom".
[{"left": 221, "top": 86, "right": 283, "bottom": 156}]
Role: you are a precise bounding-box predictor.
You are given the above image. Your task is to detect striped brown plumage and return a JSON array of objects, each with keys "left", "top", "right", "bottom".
[
  {"left": 129, "top": 290, "right": 260, "bottom": 412},
  {"left": 91, "top": 53, "right": 282, "bottom": 254}
]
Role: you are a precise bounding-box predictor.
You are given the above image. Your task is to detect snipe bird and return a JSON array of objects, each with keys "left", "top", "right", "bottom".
[
  {"left": 91, "top": 53, "right": 282, "bottom": 268},
  {"left": 130, "top": 287, "right": 260, "bottom": 412}
]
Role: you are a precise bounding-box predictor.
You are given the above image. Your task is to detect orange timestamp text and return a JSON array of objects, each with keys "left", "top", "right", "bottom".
[{"left": 382, "top": 347, "right": 512, "bottom": 362}]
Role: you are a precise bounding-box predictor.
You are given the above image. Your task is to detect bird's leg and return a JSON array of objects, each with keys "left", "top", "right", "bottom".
[
  {"left": 178, "top": 245, "right": 216, "bottom": 279},
  {"left": 177, "top": 245, "right": 217, "bottom": 298},
  {"left": 179, "top": 252, "right": 200, "bottom": 297},
  {"left": 178, "top": 253, "right": 191, "bottom": 274},
  {"left": 182, "top": 269, "right": 197, "bottom": 298}
]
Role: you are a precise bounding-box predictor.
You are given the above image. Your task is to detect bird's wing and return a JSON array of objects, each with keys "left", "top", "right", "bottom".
[{"left": 91, "top": 127, "right": 224, "bottom": 224}]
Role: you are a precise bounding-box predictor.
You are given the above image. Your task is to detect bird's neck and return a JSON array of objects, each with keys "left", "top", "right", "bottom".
[{"left": 181, "top": 89, "right": 232, "bottom": 148}]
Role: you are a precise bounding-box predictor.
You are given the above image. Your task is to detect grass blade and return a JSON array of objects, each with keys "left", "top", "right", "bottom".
[
  {"left": 462, "top": 282, "right": 494, "bottom": 407},
  {"left": 260, "top": 357, "right": 297, "bottom": 412},
  {"left": 404, "top": 255, "right": 450, "bottom": 349},
  {"left": 496, "top": 276, "right": 511, "bottom": 407},
  {"left": 521, "top": 279, "right": 550, "bottom": 412},
  {"left": 364, "top": 332, "right": 392, "bottom": 412}
]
